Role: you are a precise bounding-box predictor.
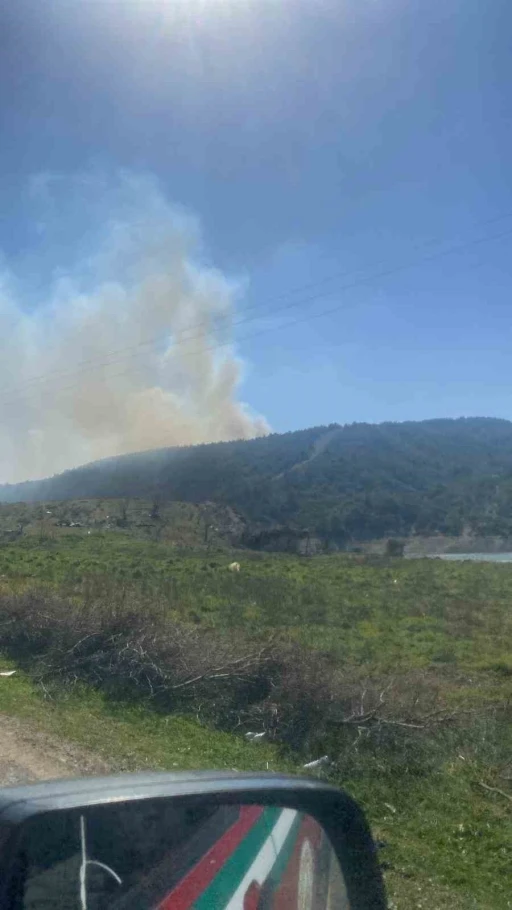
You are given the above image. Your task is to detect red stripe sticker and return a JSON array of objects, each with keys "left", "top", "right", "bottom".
[{"left": 156, "top": 805, "right": 265, "bottom": 910}]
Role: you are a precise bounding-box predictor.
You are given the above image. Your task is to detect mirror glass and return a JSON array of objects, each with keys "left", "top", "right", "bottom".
[{"left": 15, "top": 799, "right": 350, "bottom": 909}]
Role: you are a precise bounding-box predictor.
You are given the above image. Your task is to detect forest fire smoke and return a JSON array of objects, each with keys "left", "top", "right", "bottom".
[{"left": 0, "top": 174, "right": 268, "bottom": 483}]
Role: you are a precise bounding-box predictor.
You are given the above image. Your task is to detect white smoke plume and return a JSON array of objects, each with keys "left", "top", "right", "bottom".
[{"left": 0, "top": 173, "right": 268, "bottom": 484}]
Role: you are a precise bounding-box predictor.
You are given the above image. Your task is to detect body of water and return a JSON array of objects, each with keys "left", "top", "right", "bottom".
[{"left": 434, "top": 553, "right": 512, "bottom": 563}]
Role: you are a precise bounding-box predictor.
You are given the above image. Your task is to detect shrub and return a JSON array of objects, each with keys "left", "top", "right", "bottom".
[
  {"left": 385, "top": 538, "right": 405, "bottom": 558},
  {"left": 0, "top": 589, "right": 505, "bottom": 779},
  {"left": 0, "top": 590, "right": 276, "bottom": 721}
]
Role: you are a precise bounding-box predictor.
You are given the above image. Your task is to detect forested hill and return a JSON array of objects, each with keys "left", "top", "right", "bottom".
[{"left": 3, "top": 417, "right": 512, "bottom": 542}]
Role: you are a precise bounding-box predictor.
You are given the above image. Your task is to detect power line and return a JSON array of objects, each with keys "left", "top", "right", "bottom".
[
  {"left": 2, "top": 204, "right": 512, "bottom": 320},
  {"left": 0, "top": 218, "right": 510, "bottom": 414},
  {"left": 1, "top": 219, "right": 511, "bottom": 408},
  {"left": 2, "top": 216, "right": 512, "bottom": 403},
  {"left": 1, "top": 206, "right": 512, "bottom": 395}
]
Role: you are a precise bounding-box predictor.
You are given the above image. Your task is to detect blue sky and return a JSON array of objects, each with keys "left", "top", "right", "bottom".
[{"left": 2, "top": 0, "right": 512, "bottom": 438}]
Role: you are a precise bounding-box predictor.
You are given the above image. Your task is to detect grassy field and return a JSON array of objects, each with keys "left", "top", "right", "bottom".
[{"left": 0, "top": 526, "right": 510, "bottom": 909}]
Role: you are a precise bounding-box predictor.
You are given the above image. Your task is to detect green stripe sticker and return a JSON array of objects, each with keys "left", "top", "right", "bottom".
[
  {"left": 193, "top": 807, "right": 282, "bottom": 910},
  {"left": 262, "top": 811, "right": 303, "bottom": 888}
]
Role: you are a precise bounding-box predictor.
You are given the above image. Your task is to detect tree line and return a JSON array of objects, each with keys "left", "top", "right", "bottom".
[{"left": 3, "top": 417, "right": 512, "bottom": 542}]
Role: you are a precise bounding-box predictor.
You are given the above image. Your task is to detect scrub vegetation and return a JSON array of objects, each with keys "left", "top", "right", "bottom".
[{"left": 0, "top": 525, "right": 510, "bottom": 909}]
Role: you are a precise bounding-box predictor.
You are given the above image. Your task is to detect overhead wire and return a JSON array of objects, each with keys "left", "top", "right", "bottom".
[
  {"left": 1, "top": 206, "right": 512, "bottom": 396},
  {"left": 0, "top": 216, "right": 511, "bottom": 415},
  {"left": 1, "top": 202, "right": 512, "bottom": 320},
  {"left": 2, "top": 217, "right": 512, "bottom": 400}
]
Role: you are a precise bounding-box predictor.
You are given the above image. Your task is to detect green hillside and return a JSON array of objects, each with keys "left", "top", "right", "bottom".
[{"left": 3, "top": 417, "right": 512, "bottom": 542}]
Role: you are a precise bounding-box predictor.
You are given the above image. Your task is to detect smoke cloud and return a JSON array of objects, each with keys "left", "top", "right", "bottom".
[{"left": 0, "top": 173, "right": 268, "bottom": 483}]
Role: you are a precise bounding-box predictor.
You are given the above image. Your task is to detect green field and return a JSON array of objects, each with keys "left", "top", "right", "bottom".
[{"left": 0, "top": 527, "right": 510, "bottom": 909}]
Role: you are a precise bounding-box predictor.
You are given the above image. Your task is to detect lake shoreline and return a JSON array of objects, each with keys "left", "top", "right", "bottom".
[{"left": 429, "top": 552, "right": 512, "bottom": 562}]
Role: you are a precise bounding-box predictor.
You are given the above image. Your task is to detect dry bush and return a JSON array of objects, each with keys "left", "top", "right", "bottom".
[
  {"left": 0, "top": 590, "right": 499, "bottom": 776},
  {"left": 249, "top": 643, "right": 488, "bottom": 775},
  {"left": 0, "top": 590, "right": 277, "bottom": 719}
]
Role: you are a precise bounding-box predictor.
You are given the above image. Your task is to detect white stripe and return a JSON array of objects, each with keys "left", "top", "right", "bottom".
[
  {"left": 224, "top": 809, "right": 298, "bottom": 909},
  {"left": 79, "top": 815, "right": 87, "bottom": 910}
]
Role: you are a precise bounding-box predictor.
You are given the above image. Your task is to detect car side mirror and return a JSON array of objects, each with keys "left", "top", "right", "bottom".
[{"left": 0, "top": 771, "right": 386, "bottom": 909}]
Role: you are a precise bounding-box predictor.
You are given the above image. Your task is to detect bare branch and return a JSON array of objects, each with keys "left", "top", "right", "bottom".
[{"left": 477, "top": 781, "right": 512, "bottom": 803}]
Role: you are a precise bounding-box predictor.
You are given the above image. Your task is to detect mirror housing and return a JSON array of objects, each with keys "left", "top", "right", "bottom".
[{"left": 0, "top": 771, "right": 386, "bottom": 909}]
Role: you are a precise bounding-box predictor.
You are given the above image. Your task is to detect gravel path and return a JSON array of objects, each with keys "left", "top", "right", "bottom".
[{"left": 0, "top": 714, "right": 110, "bottom": 787}]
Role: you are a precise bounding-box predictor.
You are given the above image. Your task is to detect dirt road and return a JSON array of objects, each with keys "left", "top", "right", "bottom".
[{"left": 0, "top": 714, "right": 110, "bottom": 787}]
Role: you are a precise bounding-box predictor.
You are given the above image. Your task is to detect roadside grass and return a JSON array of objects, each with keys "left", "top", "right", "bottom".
[
  {"left": 0, "top": 656, "right": 509, "bottom": 910},
  {"left": 0, "top": 656, "right": 288, "bottom": 775},
  {"left": 0, "top": 536, "right": 510, "bottom": 908},
  {"left": 353, "top": 759, "right": 511, "bottom": 910}
]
